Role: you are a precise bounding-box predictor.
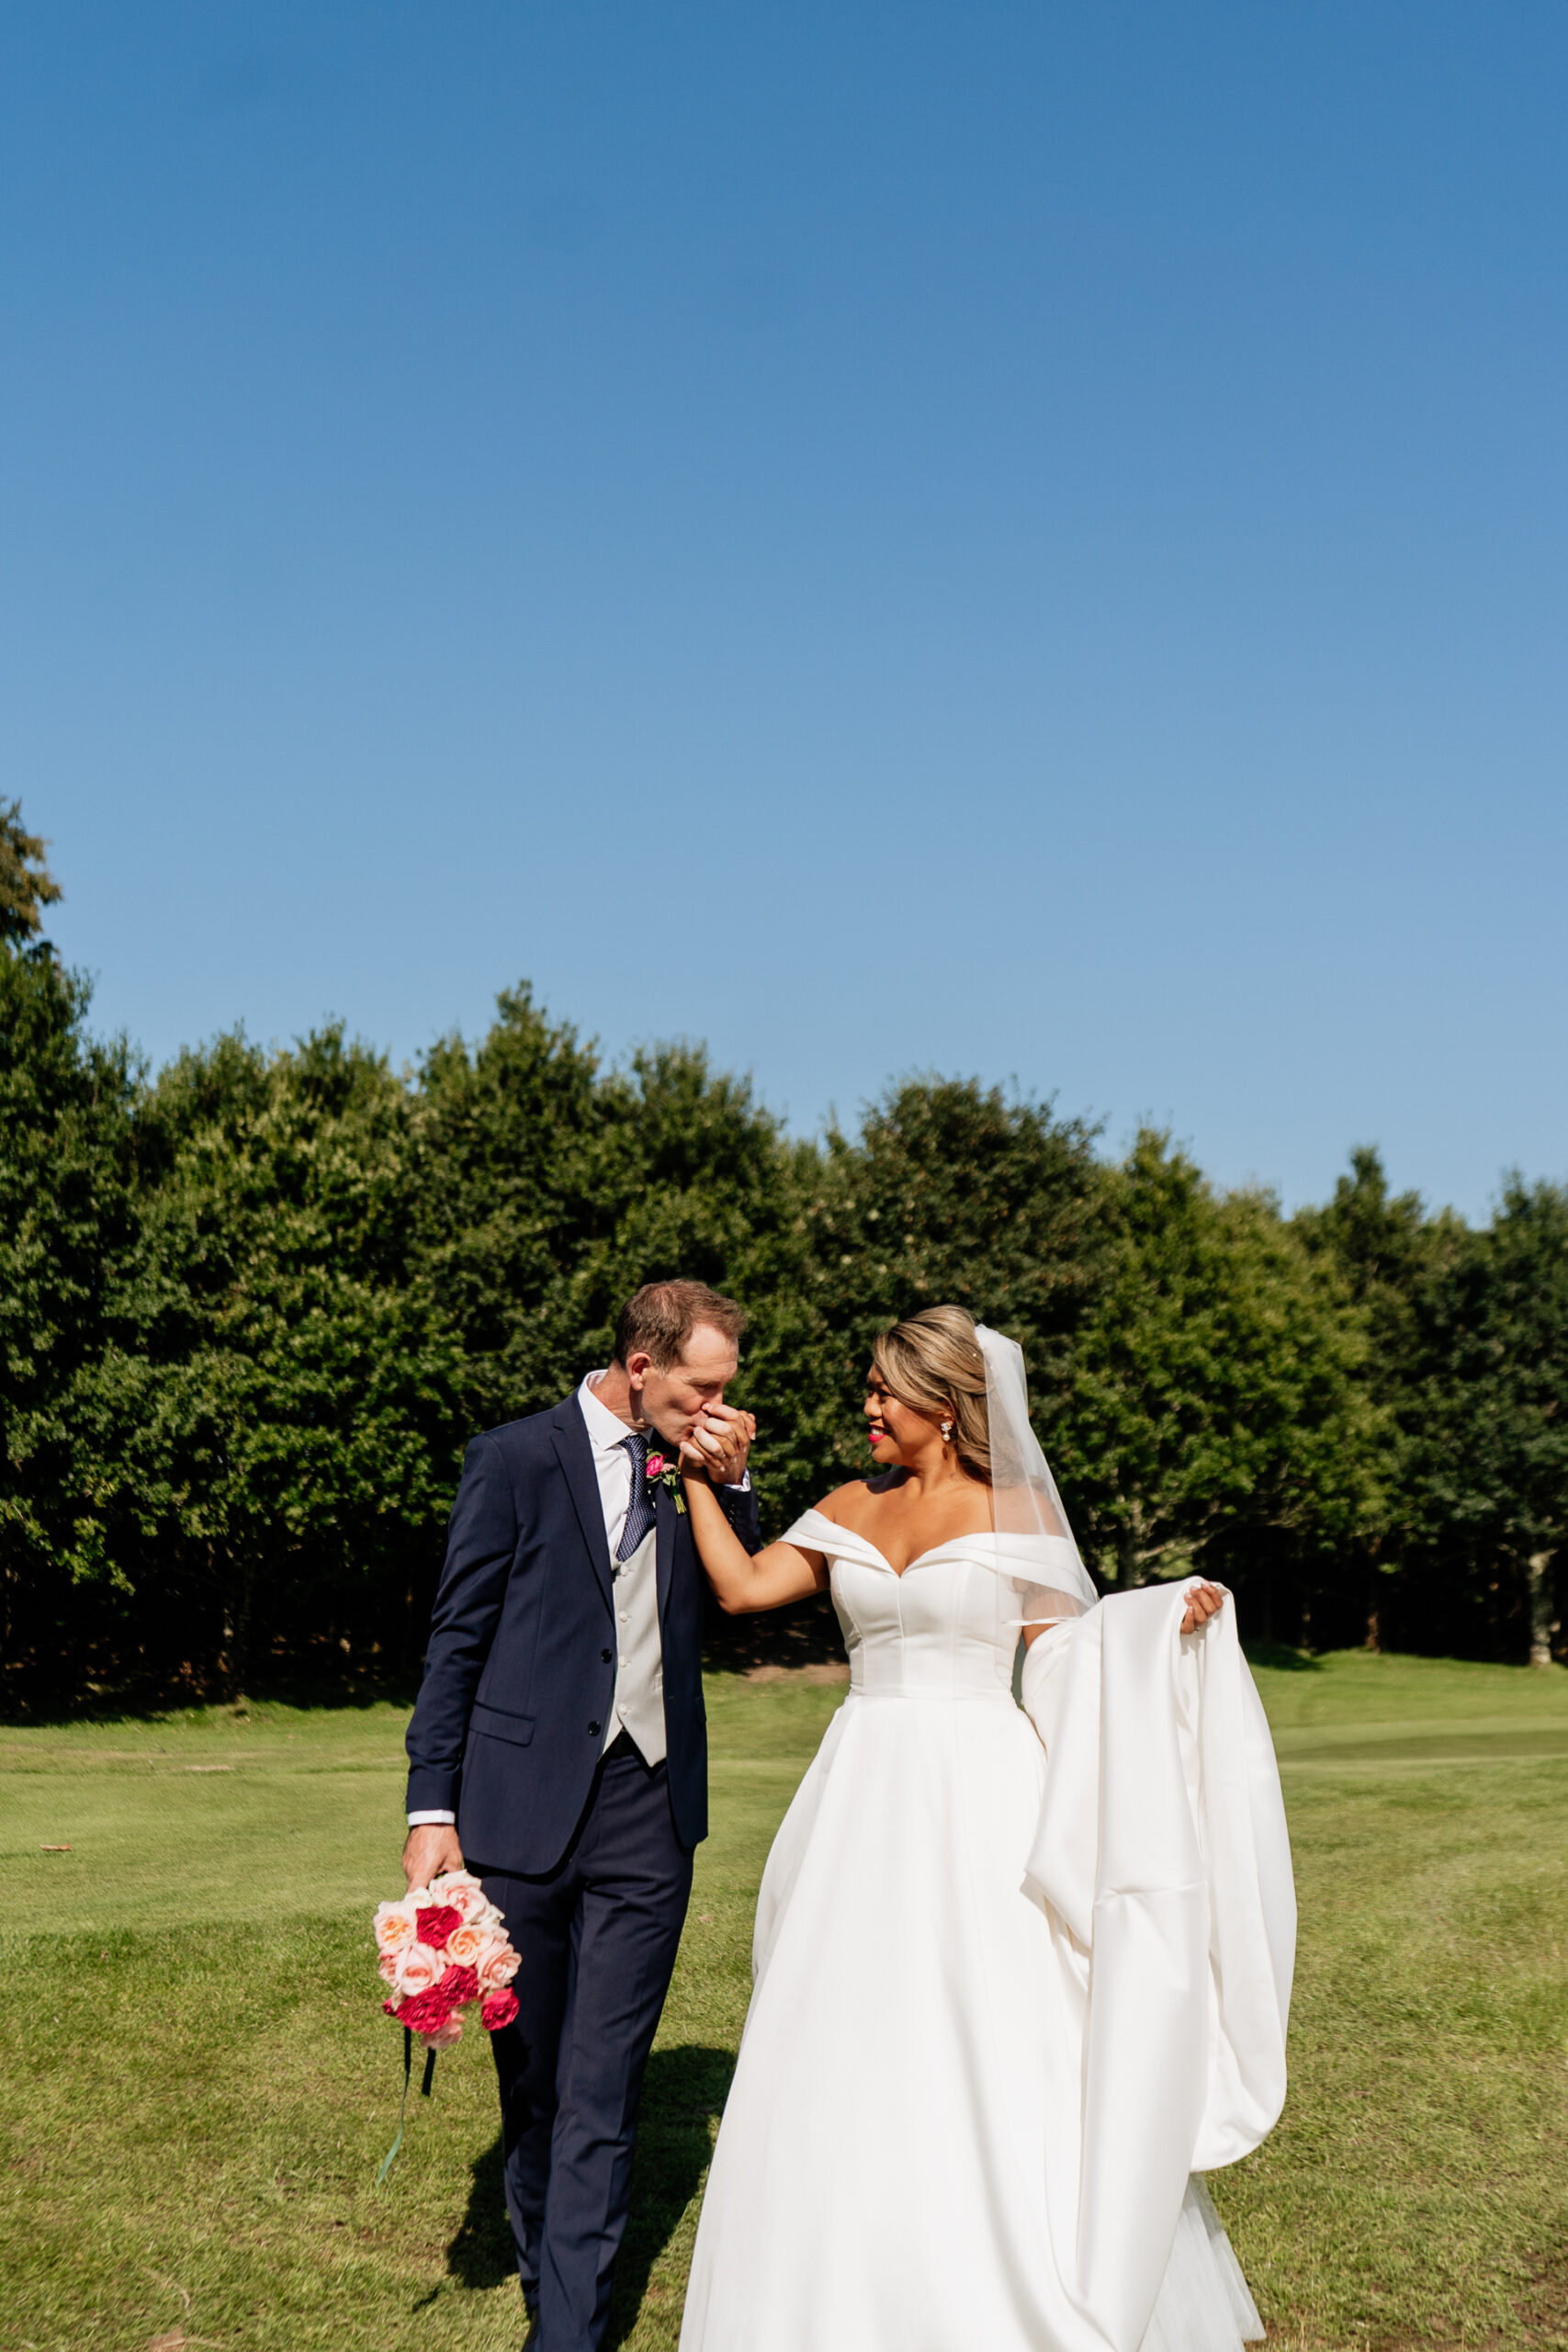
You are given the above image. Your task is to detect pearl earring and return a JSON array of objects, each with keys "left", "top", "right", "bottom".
[{"left": 941, "top": 1420, "right": 953, "bottom": 1442}]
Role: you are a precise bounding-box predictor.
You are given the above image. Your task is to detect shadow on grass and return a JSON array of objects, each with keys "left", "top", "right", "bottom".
[
  {"left": 0, "top": 1668, "right": 423, "bottom": 1729},
  {"left": 446, "top": 2044, "right": 734, "bottom": 2338},
  {"left": 1243, "top": 1642, "right": 1324, "bottom": 1673}
]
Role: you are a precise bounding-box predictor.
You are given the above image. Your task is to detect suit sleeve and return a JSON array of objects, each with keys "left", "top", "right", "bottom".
[
  {"left": 405, "top": 1433, "right": 518, "bottom": 1816},
  {"left": 718, "top": 1478, "right": 764, "bottom": 1556}
]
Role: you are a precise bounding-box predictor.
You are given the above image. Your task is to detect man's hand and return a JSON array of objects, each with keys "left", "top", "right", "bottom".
[
  {"left": 680, "top": 1403, "right": 756, "bottom": 1487},
  {"left": 402, "top": 1821, "right": 465, "bottom": 1893},
  {"left": 1179, "top": 1580, "right": 1226, "bottom": 1636}
]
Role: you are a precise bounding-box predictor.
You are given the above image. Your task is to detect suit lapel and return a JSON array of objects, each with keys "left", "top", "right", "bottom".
[
  {"left": 550, "top": 1397, "right": 615, "bottom": 1615},
  {"left": 655, "top": 1479, "right": 676, "bottom": 1625}
]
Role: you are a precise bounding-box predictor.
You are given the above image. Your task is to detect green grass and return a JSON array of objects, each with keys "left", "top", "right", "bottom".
[{"left": 1, "top": 1654, "right": 1565, "bottom": 2351}]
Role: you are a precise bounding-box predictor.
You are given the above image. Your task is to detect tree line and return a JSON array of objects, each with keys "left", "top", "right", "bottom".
[{"left": 1, "top": 801, "right": 1562, "bottom": 1707}]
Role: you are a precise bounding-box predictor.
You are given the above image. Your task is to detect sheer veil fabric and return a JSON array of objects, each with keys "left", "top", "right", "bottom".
[{"left": 975, "top": 1322, "right": 1098, "bottom": 1624}]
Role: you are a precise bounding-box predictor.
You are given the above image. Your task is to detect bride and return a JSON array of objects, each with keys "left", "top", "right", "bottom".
[{"left": 675, "top": 1306, "right": 1294, "bottom": 2352}]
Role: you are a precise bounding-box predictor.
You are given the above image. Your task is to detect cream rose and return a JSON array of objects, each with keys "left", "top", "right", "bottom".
[
  {"left": 477, "top": 1936, "right": 521, "bottom": 1993},
  {"left": 394, "top": 1939, "right": 445, "bottom": 1998},
  {"left": 373, "top": 1898, "right": 419, "bottom": 1953},
  {"left": 431, "top": 1871, "right": 487, "bottom": 1924}
]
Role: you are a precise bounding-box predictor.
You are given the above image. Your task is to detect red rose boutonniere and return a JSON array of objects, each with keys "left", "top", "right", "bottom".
[{"left": 644, "top": 1452, "right": 687, "bottom": 1514}]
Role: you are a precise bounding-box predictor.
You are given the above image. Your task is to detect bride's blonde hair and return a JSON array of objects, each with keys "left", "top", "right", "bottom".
[{"left": 871, "top": 1305, "right": 991, "bottom": 1481}]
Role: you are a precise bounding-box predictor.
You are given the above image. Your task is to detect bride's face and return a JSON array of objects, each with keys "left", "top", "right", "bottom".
[{"left": 863, "top": 1370, "right": 943, "bottom": 1467}]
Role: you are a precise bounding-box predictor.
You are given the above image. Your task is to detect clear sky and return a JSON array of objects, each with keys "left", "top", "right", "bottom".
[{"left": 4, "top": 3, "right": 1565, "bottom": 1219}]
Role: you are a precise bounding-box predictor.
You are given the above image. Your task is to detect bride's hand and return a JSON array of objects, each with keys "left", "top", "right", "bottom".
[
  {"left": 1179, "top": 1581, "right": 1225, "bottom": 1635},
  {"left": 682, "top": 1405, "right": 755, "bottom": 1487}
]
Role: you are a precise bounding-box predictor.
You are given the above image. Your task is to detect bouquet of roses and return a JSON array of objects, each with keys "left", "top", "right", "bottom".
[{"left": 374, "top": 1870, "right": 521, "bottom": 2049}]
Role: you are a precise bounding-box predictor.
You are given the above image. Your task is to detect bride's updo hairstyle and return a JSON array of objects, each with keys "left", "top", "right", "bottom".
[{"left": 871, "top": 1306, "right": 991, "bottom": 1481}]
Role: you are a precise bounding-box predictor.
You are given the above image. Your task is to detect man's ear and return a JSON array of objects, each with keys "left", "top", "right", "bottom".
[{"left": 625, "top": 1349, "right": 655, "bottom": 1390}]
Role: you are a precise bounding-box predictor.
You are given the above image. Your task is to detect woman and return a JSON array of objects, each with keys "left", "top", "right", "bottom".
[{"left": 676, "top": 1306, "right": 1292, "bottom": 2352}]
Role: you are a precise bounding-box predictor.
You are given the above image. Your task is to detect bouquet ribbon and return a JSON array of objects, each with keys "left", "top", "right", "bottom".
[{"left": 376, "top": 2026, "right": 438, "bottom": 2187}]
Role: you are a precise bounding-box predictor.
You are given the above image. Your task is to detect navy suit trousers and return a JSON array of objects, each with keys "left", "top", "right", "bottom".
[{"left": 476, "top": 1740, "right": 694, "bottom": 2352}]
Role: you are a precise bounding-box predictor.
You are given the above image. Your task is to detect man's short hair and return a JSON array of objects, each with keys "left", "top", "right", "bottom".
[{"left": 612, "top": 1280, "right": 749, "bottom": 1371}]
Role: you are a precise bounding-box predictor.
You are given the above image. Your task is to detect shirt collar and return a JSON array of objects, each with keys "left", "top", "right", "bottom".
[{"left": 577, "top": 1369, "right": 639, "bottom": 1458}]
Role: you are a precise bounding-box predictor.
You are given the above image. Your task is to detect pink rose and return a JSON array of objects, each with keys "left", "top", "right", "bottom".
[
  {"left": 645, "top": 1453, "right": 666, "bottom": 1478},
  {"left": 393, "top": 1940, "right": 444, "bottom": 1998},
  {"left": 430, "top": 1871, "right": 488, "bottom": 1924},
  {"left": 477, "top": 1936, "right": 521, "bottom": 1993},
  {"left": 421, "top": 2013, "right": 464, "bottom": 2051},
  {"left": 414, "top": 1904, "right": 461, "bottom": 1952},
  {"left": 373, "top": 1898, "right": 418, "bottom": 1954},
  {"left": 445, "top": 1922, "right": 484, "bottom": 1966},
  {"left": 481, "top": 1987, "right": 520, "bottom": 2032},
  {"left": 378, "top": 1951, "right": 400, "bottom": 1985}
]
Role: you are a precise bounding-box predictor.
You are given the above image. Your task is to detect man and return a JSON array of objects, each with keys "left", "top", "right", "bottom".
[{"left": 402, "top": 1279, "right": 760, "bottom": 2352}]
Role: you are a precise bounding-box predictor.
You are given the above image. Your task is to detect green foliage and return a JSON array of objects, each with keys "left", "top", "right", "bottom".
[
  {"left": 1301, "top": 1148, "right": 1568, "bottom": 1657},
  {"left": 788, "top": 1078, "right": 1108, "bottom": 1506},
  {"left": 1, "top": 853, "right": 1565, "bottom": 1693},
  {"left": 0, "top": 944, "right": 138, "bottom": 1669},
  {"left": 1061, "top": 1135, "right": 1381, "bottom": 1625},
  {"left": 0, "top": 795, "right": 62, "bottom": 944},
  {"left": 1399, "top": 1177, "right": 1568, "bottom": 1654},
  {"left": 79, "top": 1025, "right": 470, "bottom": 1691}
]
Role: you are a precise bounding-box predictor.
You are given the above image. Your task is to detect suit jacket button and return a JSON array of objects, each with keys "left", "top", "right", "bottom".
[
  {"left": 601, "top": 1648, "right": 613, "bottom": 1664},
  {"left": 588, "top": 1721, "right": 601, "bottom": 1737}
]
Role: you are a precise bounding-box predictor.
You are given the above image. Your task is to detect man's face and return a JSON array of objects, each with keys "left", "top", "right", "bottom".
[{"left": 632, "top": 1323, "right": 740, "bottom": 1448}]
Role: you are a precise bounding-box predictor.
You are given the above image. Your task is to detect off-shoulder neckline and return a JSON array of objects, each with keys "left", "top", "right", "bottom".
[{"left": 786, "top": 1506, "right": 996, "bottom": 1581}]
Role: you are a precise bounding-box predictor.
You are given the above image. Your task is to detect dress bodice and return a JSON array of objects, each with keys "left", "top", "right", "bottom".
[{"left": 784, "top": 1509, "right": 1026, "bottom": 1701}]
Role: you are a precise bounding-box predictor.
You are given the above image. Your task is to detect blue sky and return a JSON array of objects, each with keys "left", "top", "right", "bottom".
[{"left": 3, "top": 2, "right": 1565, "bottom": 1218}]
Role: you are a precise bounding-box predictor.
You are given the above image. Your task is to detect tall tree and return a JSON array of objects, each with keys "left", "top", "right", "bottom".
[
  {"left": 794, "top": 1077, "right": 1109, "bottom": 1512},
  {"left": 0, "top": 800, "right": 62, "bottom": 945},
  {"left": 1400, "top": 1179, "right": 1568, "bottom": 1661},
  {"left": 0, "top": 943, "right": 137, "bottom": 1694},
  {"left": 1060, "top": 1133, "right": 1380, "bottom": 1638},
  {"left": 76, "top": 1027, "right": 468, "bottom": 1692}
]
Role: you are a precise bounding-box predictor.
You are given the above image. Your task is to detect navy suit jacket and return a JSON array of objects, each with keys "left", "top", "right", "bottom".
[{"left": 405, "top": 1393, "right": 762, "bottom": 1876}]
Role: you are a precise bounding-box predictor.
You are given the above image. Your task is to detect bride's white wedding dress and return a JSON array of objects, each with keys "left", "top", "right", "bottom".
[{"left": 679, "top": 1513, "right": 1292, "bottom": 2352}]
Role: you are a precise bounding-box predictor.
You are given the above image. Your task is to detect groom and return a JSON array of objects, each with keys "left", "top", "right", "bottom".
[{"left": 402, "top": 1280, "right": 761, "bottom": 2352}]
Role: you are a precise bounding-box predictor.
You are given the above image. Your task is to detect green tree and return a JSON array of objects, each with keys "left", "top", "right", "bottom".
[
  {"left": 76, "top": 1027, "right": 468, "bottom": 1693},
  {"left": 1400, "top": 1179, "right": 1568, "bottom": 1661},
  {"left": 789, "top": 1077, "right": 1109, "bottom": 1513},
  {"left": 409, "top": 990, "right": 821, "bottom": 1525},
  {"left": 0, "top": 944, "right": 137, "bottom": 1693},
  {"left": 1294, "top": 1147, "right": 1465, "bottom": 1645},
  {"left": 1061, "top": 1132, "right": 1380, "bottom": 1639},
  {"left": 0, "top": 799, "right": 62, "bottom": 945}
]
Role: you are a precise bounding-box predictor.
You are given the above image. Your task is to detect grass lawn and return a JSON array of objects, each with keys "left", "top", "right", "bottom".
[{"left": 2, "top": 1650, "right": 1565, "bottom": 2352}]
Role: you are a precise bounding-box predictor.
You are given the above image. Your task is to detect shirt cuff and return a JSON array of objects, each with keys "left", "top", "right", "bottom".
[
  {"left": 407, "top": 1809, "right": 457, "bottom": 1827},
  {"left": 723, "top": 1471, "right": 752, "bottom": 1492}
]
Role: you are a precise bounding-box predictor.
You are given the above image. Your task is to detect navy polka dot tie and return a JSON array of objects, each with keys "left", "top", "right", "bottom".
[{"left": 618, "top": 1431, "right": 657, "bottom": 1561}]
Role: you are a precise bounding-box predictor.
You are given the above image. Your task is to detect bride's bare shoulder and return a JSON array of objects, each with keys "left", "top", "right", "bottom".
[{"left": 812, "top": 1470, "right": 906, "bottom": 1529}]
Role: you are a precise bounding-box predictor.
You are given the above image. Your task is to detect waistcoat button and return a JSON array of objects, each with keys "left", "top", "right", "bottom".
[
  {"left": 588, "top": 1721, "right": 601, "bottom": 1737},
  {"left": 601, "top": 1647, "right": 613, "bottom": 1663}
]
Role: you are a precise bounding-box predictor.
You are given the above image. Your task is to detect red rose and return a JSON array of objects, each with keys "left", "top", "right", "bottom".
[
  {"left": 415, "top": 1904, "right": 461, "bottom": 1951},
  {"left": 440, "top": 1963, "right": 479, "bottom": 2010},
  {"left": 395, "top": 1984, "right": 446, "bottom": 2033},
  {"left": 481, "top": 1987, "right": 520, "bottom": 2032}
]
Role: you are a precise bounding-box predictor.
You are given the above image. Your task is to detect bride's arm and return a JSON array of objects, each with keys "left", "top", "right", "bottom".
[{"left": 682, "top": 1469, "right": 829, "bottom": 1613}]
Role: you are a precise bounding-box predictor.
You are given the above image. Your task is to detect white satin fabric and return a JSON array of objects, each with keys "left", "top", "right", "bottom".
[{"left": 679, "top": 1518, "right": 1293, "bottom": 2352}]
